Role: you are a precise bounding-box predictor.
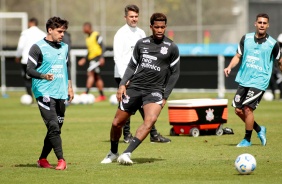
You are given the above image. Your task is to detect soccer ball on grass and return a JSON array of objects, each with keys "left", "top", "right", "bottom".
[{"left": 234, "top": 153, "right": 256, "bottom": 175}]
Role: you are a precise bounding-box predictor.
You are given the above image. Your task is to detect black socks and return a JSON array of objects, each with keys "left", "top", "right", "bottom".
[
  {"left": 110, "top": 140, "right": 119, "bottom": 154},
  {"left": 123, "top": 137, "right": 142, "bottom": 153}
]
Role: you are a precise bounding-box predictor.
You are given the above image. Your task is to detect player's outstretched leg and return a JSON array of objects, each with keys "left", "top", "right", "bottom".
[
  {"left": 118, "top": 103, "right": 162, "bottom": 165},
  {"left": 101, "top": 109, "right": 130, "bottom": 164}
]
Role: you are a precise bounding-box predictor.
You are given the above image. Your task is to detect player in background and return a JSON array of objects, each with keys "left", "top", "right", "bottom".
[
  {"left": 78, "top": 22, "right": 106, "bottom": 102},
  {"left": 101, "top": 13, "right": 180, "bottom": 165},
  {"left": 224, "top": 13, "right": 281, "bottom": 147},
  {"left": 15, "top": 17, "right": 46, "bottom": 101},
  {"left": 27, "top": 17, "right": 74, "bottom": 170},
  {"left": 268, "top": 33, "right": 282, "bottom": 100},
  {"left": 113, "top": 4, "right": 171, "bottom": 143}
]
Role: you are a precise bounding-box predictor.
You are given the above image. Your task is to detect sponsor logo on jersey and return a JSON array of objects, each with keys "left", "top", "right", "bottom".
[
  {"left": 245, "top": 55, "right": 262, "bottom": 71},
  {"left": 141, "top": 55, "right": 161, "bottom": 71},
  {"left": 58, "top": 55, "right": 64, "bottom": 60},
  {"left": 50, "top": 64, "right": 64, "bottom": 78},
  {"left": 143, "top": 54, "right": 157, "bottom": 61},
  {"left": 163, "top": 41, "right": 171, "bottom": 46},
  {"left": 143, "top": 39, "right": 150, "bottom": 43},
  {"left": 141, "top": 62, "right": 161, "bottom": 71},
  {"left": 160, "top": 46, "right": 168, "bottom": 55},
  {"left": 253, "top": 50, "right": 260, "bottom": 54}
]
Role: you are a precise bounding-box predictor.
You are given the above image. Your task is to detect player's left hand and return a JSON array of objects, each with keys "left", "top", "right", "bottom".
[{"left": 68, "top": 87, "right": 74, "bottom": 103}]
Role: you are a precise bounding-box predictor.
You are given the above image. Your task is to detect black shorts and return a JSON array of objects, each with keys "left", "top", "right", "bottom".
[
  {"left": 232, "top": 85, "right": 264, "bottom": 110},
  {"left": 37, "top": 96, "right": 66, "bottom": 125},
  {"left": 118, "top": 88, "right": 163, "bottom": 114}
]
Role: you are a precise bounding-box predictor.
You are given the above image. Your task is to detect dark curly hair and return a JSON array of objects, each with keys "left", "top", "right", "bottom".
[{"left": 46, "top": 17, "right": 68, "bottom": 32}]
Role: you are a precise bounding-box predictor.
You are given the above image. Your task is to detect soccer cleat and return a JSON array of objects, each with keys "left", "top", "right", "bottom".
[
  {"left": 117, "top": 153, "right": 133, "bottom": 165},
  {"left": 37, "top": 158, "right": 53, "bottom": 168},
  {"left": 150, "top": 133, "right": 171, "bottom": 143},
  {"left": 236, "top": 139, "right": 252, "bottom": 147},
  {"left": 101, "top": 151, "right": 119, "bottom": 164},
  {"left": 257, "top": 126, "right": 267, "bottom": 146},
  {"left": 55, "top": 159, "right": 67, "bottom": 170},
  {"left": 95, "top": 95, "right": 107, "bottom": 102},
  {"left": 124, "top": 133, "right": 133, "bottom": 143}
]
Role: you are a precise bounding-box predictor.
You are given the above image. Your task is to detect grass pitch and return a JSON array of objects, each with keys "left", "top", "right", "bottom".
[{"left": 0, "top": 91, "right": 282, "bottom": 184}]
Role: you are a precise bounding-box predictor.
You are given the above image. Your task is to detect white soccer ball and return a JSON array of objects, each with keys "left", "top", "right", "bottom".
[
  {"left": 263, "top": 91, "right": 274, "bottom": 101},
  {"left": 234, "top": 153, "right": 256, "bottom": 175},
  {"left": 87, "top": 94, "right": 95, "bottom": 104},
  {"left": 20, "top": 94, "right": 33, "bottom": 105},
  {"left": 80, "top": 93, "right": 89, "bottom": 104},
  {"left": 109, "top": 94, "right": 118, "bottom": 105},
  {"left": 71, "top": 94, "right": 81, "bottom": 105}
]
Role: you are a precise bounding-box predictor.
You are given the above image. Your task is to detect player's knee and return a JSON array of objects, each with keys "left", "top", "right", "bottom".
[
  {"left": 47, "top": 120, "right": 61, "bottom": 136},
  {"left": 112, "top": 119, "right": 123, "bottom": 128},
  {"left": 243, "top": 106, "right": 253, "bottom": 114}
]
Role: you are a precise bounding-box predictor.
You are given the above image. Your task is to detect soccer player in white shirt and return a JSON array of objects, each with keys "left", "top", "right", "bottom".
[
  {"left": 15, "top": 18, "right": 46, "bottom": 100},
  {"left": 113, "top": 4, "right": 171, "bottom": 144}
]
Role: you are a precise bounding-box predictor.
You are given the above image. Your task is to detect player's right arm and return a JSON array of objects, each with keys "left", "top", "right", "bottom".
[
  {"left": 224, "top": 53, "right": 241, "bottom": 77},
  {"left": 26, "top": 44, "right": 53, "bottom": 80},
  {"left": 224, "top": 35, "right": 244, "bottom": 77}
]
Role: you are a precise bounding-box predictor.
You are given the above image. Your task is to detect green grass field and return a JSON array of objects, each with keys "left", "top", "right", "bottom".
[{"left": 0, "top": 91, "right": 282, "bottom": 184}]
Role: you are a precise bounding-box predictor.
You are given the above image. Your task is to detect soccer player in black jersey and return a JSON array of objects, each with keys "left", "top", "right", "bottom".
[{"left": 101, "top": 13, "right": 180, "bottom": 165}]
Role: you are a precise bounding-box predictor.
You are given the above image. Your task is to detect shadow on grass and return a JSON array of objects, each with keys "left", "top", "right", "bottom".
[
  {"left": 132, "top": 157, "right": 165, "bottom": 164},
  {"left": 14, "top": 164, "right": 38, "bottom": 168},
  {"left": 101, "top": 140, "right": 125, "bottom": 143}
]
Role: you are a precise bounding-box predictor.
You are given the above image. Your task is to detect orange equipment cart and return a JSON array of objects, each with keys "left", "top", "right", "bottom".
[{"left": 168, "top": 99, "right": 228, "bottom": 137}]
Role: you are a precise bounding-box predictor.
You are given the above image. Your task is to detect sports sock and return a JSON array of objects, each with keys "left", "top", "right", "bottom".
[
  {"left": 244, "top": 130, "right": 253, "bottom": 142},
  {"left": 123, "top": 137, "right": 142, "bottom": 153},
  {"left": 99, "top": 90, "right": 104, "bottom": 96},
  {"left": 85, "top": 88, "right": 90, "bottom": 94},
  {"left": 110, "top": 140, "right": 119, "bottom": 154},
  {"left": 253, "top": 121, "right": 261, "bottom": 133},
  {"left": 150, "top": 125, "right": 158, "bottom": 137}
]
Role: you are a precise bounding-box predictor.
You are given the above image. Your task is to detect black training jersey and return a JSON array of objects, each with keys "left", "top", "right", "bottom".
[{"left": 120, "top": 35, "right": 180, "bottom": 99}]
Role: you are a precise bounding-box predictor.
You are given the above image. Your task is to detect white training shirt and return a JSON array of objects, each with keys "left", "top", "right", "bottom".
[
  {"left": 113, "top": 24, "right": 146, "bottom": 78},
  {"left": 15, "top": 26, "right": 46, "bottom": 64}
]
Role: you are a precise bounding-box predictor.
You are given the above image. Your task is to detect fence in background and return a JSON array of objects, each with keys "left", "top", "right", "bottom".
[{"left": 0, "top": 49, "right": 239, "bottom": 98}]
